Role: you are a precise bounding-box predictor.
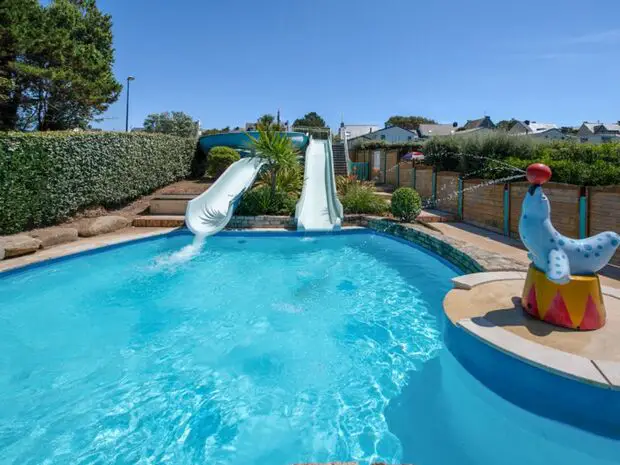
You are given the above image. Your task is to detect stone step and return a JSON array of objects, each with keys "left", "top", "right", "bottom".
[
  {"left": 133, "top": 215, "right": 185, "bottom": 227},
  {"left": 150, "top": 194, "right": 197, "bottom": 215},
  {"left": 418, "top": 209, "right": 457, "bottom": 223}
]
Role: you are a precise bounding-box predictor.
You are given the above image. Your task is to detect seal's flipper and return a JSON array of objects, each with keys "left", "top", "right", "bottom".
[{"left": 547, "top": 249, "right": 570, "bottom": 284}]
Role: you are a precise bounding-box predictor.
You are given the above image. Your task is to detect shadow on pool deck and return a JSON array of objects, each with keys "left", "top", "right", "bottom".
[{"left": 471, "top": 296, "right": 576, "bottom": 338}]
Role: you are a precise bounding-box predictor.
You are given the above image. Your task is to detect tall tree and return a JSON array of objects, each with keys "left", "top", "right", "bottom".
[
  {"left": 144, "top": 111, "right": 198, "bottom": 137},
  {"left": 385, "top": 115, "right": 436, "bottom": 131},
  {"left": 201, "top": 126, "right": 230, "bottom": 136},
  {"left": 0, "top": 0, "right": 121, "bottom": 130},
  {"left": 496, "top": 119, "right": 517, "bottom": 131},
  {"left": 0, "top": 0, "right": 42, "bottom": 130},
  {"left": 292, "top": 112, "right": 326, "bottom": 128},
  {"left": 257, "top": 114, "right": 275, "bottom": 128}
]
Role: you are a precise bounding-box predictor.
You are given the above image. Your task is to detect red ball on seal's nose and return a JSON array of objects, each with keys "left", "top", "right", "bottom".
[{"left": 526, "top": 163, "right": 552, "bottom": 185}]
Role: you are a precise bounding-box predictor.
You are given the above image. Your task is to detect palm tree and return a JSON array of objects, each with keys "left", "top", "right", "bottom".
[
  {"left": 247, "top": 124, "right": 299, "bottom": 198},
  {"left": 257, "top": 114, "right": 275, "bottom": 129}
]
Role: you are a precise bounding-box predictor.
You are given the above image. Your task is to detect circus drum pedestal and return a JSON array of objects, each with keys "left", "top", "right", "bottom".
[{"left": 521, "top": 266, "right": 606, "bottom": 330}]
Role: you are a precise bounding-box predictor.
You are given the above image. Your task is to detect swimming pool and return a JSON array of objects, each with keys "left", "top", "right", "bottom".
[{"left": 0, "top": 231, "right": 618, "bottom": 464}]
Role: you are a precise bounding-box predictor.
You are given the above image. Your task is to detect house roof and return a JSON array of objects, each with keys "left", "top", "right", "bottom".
[
  {"left": 526, "top": 122, "right": 558, "bottom": 133},
  {"left": 418, "top": 124, "right": 457, "bottom": 137},
  {"left": 581, "top": 123, "right": 598, "bottom": 134},
  {"left": 454, "top": 127, "right": 494, "bottom": 136},
  {"left": 462, "top": 116, "right": 494, "bottom": 130},
  {"left": 341, "top": 124, "right": 380, "bottom": 128},
  {"left": 596, "top": 123, "right": 620, "bottom": 133},
  {"left": 347, "top": 125, "right": 419, "bottom": 141}
]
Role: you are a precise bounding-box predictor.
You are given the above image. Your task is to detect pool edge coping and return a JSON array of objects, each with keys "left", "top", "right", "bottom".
[
  {"left": 445, "top": 273, "right": 620, "bottom": 390},
  {"left": 0, "top": 225, "right": 464, "bottom": 278}
]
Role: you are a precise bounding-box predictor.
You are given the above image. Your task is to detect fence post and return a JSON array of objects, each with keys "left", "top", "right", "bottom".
[
  {"left": 412, "top": 165, "right": 417, "bottom": 189},
  {"left": 579, "top": 186, "right": 588, "bottom": 239},
  {"left": 503, "top": 183, "right": 510, "bottom": 236},
  {"left": 396, "top": 163, "right": 400, "bottom": 187},
  {"left": 431, "top": 168, "right": 437, "bottom": 207},
  {"left": 458, "top": 177, "right": 464, "bottom": 220},
  {"left": 382, "top": 151, "right": 386, "bottom": 184}
]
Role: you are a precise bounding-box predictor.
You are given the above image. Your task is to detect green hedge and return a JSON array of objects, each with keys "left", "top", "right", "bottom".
[
  {"left": 0, "top": 131, "right": 196, "bottom": 234},
  {"left": 357, "top": 140, "right": 426, "bottom": 152},
  {"left": 422, "top": 134, "right": 620, "bottom": 185}
]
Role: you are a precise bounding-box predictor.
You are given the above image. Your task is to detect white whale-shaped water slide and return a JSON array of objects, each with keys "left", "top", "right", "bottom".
[
  {"left": 185, "top": 157, "right": 265, "bottom": 236},
  {"left": 295, "top": 138, "right": 343, "bottom": 231}
]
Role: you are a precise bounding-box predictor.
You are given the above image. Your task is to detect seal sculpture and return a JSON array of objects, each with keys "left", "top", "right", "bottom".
[{"left": 519, "top": 163, "right": 619, "bottom": 330}]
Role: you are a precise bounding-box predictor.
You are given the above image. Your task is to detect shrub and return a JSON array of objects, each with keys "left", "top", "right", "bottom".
[
  {"left": 256, "top": 164, "right": 303, "bottom": 195},
  {"left": 236, "top": 186, "right": 297, "bottom": 216},
  {"left": 207, "top": 146, "right": 240, "bottom": 178},
  {"left": 336, "top": 175, "right": 375, "bottom": 196},
  {"left": 340, "top": 183, "right": 388, "bottom": 215},
  {"left": 422, "top": 133, "right": 620, "bottom": 185},
  {"left": 391, "top": 187, "right": 422, "bottom": 222},
  {"left": 0, "top": 131, "right": 196, "bottom": 234}
]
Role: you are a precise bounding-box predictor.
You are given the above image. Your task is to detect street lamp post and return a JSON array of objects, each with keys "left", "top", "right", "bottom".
[{"left": 125, "top": 76, "right": 135, "bottom": 132}]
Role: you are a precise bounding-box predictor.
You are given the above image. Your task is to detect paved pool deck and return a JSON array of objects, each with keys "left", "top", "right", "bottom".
[
  {"left": 431, "top": 222, "right": 620, "bottom": 289},
  {"left": 444, "top": 273, "right": 620, "bottom": 389},
  {"left": 0, "top": 227, "right": 176, "bottom": 273}
]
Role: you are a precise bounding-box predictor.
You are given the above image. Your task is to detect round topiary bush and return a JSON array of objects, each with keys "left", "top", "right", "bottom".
[
  {"left": 391, "top": 187, "right": 422, "bottom": 222},
  {"left": 207, "top": 146, "right": 240, "bottom": 178}
]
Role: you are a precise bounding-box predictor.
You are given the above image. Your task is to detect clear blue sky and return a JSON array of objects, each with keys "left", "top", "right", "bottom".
[{"left": 96, "top": 0, "right": 620, "bottom": 131}]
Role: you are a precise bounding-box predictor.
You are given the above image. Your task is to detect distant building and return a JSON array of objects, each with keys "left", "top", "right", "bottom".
[
  {"left": 453, "top": 127, "right": 494, "bottom": 137},
  {"left": 348, "top": 125, "right": 419, "bottom": 148},
  {"left": 461, "top": 116, "right": 495, "bottom": 130},
  {"left": 509, "top": 121, "right": 565, "bottom": 140},
  {"left": 339, "top": 123, "right": 381, "bottom": 141},
  {"left": 577, "top": 122, "right": 620, "bottom": 144},
  {"left": 417, "top": 123, "right": 457, "bottom": 138}
]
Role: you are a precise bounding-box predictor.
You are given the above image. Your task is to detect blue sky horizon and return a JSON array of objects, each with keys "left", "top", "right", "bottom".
[{"left": 96, "top": 0, "right": 620, "bottom": 131}]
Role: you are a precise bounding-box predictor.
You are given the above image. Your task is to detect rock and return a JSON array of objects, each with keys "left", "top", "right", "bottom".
[
  {"left": 0, "top": 247, "right": 4, "bottom": 260},
  {"left": 0, "top": 235, "right": 41, "bottom": 258},
  {"left": 77, "top": 216, "right": 130, "bottom": 238},
  {"left": 29, "top": 227, "right": 78, "bottom": 248}
]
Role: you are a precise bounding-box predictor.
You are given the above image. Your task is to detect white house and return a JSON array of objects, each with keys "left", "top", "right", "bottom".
[
  {"left": 338, "top": 124, "right": 380, "bottom": 141},
  {"left": 348, "top": 125, "right": 419, "bottom": 148},
  {"left": 418, "top": 123, "right": 458, "bottom": 138},
  {"left": 577, "top": 122, "right": 620, "bottom": 144},
  {"left": 509, "top": 121, "right": 565, "bottom": 140}
]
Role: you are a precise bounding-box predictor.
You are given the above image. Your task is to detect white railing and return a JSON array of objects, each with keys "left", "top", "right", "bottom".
[{"left": 324, "top": 134, "right": 344, "bottom": 227}]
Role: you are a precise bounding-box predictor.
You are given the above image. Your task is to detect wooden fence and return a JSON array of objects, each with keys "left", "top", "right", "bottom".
[{"left": 349, "top": 147, "right": 620, "bottom": 267}]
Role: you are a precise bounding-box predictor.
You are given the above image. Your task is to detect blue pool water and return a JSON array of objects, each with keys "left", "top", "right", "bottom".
[{"left": 0, "top": 231, "right": 618, "bottom": 465}]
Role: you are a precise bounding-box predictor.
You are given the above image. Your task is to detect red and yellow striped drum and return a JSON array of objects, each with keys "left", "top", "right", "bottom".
[{"left": 521, "top": 265, "right": 606, "bottom": 330}]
